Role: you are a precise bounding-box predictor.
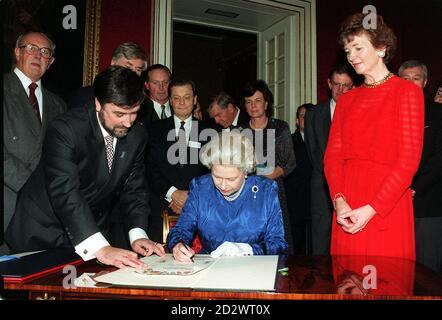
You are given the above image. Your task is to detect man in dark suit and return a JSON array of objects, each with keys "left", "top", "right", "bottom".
[
  {"left": 207, "top": 92, "right": 250, "bottom": 131},
  {"left": 284, "top": 104, "right": 313, "bottom": 255},
  {"left": 6, "top": 66, "right": 165, "bottom": 268},
  {"left": 399, "top": 60, "right": 442, "bottom": 273},
  {"left": 3, "top": 32, "right": 66, "bottom": 254},
  {"left": 137, "top": 64, "right": 173, "bottom": 128},
  {"left": 68, "top": 42, "right": 148, "bottom": 110},
  {"left": 147, "top": 80, "right": 215, "bottom": 242},
  {"left": 304, "top": 65, "right": 354, "bottom": 255},
  {"left": 67, "top": 42, "right": 148, "bottom": 249}
]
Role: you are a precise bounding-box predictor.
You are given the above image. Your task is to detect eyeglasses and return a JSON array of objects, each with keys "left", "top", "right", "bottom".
[
  {"left": 19, "top": 43, "right": 53, "bottom": 59},
  {"left": 331, "top": 81, "right": 353, "bottom": 90}
]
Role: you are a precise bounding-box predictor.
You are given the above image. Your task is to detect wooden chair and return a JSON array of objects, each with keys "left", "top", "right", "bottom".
[{"left": 162, "top": 210, "right": 202, "bottom": 253}]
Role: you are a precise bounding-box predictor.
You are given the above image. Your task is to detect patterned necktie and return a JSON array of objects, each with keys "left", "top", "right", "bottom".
[
  {"left": 178, "top": 121, "right": 186, "bottom": 165},
  {"left": 104, "top": 135, "right": 114, "bottom": 172},
  {"left": 28, "top": 82, "right": 41, "bottom": 124},
  {"left": 160, "top": 105, "right": 167, "bottom": 119}
]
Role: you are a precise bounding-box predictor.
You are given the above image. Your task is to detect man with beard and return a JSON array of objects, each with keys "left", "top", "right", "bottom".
[{"left": 6, "top": 66, "right": 165, "bottom": 269}]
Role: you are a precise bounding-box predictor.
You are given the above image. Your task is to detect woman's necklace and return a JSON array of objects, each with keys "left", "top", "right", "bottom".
[
  {"left": 363, "top": 72, "right": 394, "bottom": 88},
  {"left": 223, "top": 179, "right": 246, "bottom": 202}
]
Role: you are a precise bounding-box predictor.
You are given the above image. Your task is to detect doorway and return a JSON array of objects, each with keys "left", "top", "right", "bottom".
[{"left": 172, "top": 21, "right": 257, "bottom": 112}]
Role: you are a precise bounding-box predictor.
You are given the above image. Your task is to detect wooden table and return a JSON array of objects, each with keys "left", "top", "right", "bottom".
[{"left": 3, "top": 255, "right": 442, "bottom": 300}]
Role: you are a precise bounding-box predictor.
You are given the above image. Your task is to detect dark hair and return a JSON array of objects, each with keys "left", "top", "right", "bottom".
[
  {"left": 207, "top": 92, "right": 236, "bottom": 112},
  {"left": 242, "top": 79, "right": 274, "bottom": 118},
  {"left": 146, "top": 64, "right": 172, "bottom": 82},
  {"left": 296, "top": 103, "right": 314, "bottom": 119},
  {"left": 328, "top": 64, "right": 355, "bottom": 81},
  {"left": 168, "top": 79, "right": 196, "bottom": 97},
  {"left": 93, "top": 66, "right": 145, "bottom": 108},
  {"left": 338, "top": 13, "right": 397, "bottom": 64}
]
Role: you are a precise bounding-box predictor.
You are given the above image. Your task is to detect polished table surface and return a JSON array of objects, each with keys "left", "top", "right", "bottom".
[{"left": 3, "top": 254, "right": 442, "bottom": 300}]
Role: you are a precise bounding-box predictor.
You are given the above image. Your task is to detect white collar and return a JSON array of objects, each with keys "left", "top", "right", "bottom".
[{"left": 14, "top": 67, "right": 42, "bottom": 90}]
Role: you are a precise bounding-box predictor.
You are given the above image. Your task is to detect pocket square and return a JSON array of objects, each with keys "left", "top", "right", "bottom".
[{"left": 119, "top": 151, "right": 126, "bottom": 158}]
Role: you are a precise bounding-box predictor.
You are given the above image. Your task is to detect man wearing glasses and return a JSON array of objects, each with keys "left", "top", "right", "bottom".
[
  {"left": 304, "top": 64, "right": 354, "bottom": 255},
  {"left": 3, "top": 32, "right": 66, "bottom": 254}
]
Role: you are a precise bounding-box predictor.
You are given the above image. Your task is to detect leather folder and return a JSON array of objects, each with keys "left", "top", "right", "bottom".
[{"left": 0, "top": 248, "right": 83, "bottom": 283}]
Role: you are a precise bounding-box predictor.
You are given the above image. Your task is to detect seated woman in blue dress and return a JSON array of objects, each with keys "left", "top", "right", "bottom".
[{"left": 168, "top": 131, "right": 288, "bottom": 262}]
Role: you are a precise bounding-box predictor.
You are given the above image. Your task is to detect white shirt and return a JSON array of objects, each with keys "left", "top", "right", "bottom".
[
  {"left": 14, "top": 67, "right": 43, "bottom": 117},
  {"left": 330, "top": 98, "right": 337, "bottom": 121},
  {"left": 153, "top": 100, "right": 171, "bottom": 119},
  {"left": 223, "top": 107, "right": 241, "bottom": 132},
  {"left": 165, "top": 115, "right": 193, "bottom": 202},
  {"left": 74, "top": 113, "right": 149, "bottom": 261},
  {"left": 300, "top": 131, "right": 305, "bottom": 141}
]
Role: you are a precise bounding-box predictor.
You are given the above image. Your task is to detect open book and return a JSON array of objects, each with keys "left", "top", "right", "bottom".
[{"left": 94, "top": 254, "right": 278, "bottom": 291}]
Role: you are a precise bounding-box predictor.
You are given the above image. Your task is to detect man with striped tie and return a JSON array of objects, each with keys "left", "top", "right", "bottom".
[
  {"left": 3, "top": 32, "right": 66, "bottom": 254},
  {"left": 6, "top": 66, "right": 166, "bottom": 269}
]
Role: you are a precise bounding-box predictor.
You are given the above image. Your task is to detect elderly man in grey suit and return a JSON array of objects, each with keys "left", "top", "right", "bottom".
[
  {"left": 3, "top": 31, "right": 66, "bottom": 253},
  {"left": 304, "top": 65, "right": 354, "bottom": 255}
]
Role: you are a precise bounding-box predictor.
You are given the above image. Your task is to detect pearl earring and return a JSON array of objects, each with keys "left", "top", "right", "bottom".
[{"left": 378, "top": 51, "right": 385, "bottom": 58}]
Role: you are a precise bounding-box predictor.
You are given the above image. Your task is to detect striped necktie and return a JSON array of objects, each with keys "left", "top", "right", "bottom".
[{"left": 28, "top": 82, "right": 41, "bottom": 124}]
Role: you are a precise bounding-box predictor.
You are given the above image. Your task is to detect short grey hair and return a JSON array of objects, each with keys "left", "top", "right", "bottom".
[
  {"left": 398, "top": 60, "right": 428, "bottom": 79},
  {"left": 207, "top": 92, "right": 235, "bottom": 112},
  {"left": 16, "top": 32, "right": 56, "bottom": 51},
  {"left": 111, "top": 42, "right": 148, "bottom": 71},
  {"left": 200, "top": 131, "right": 256, "bottom": 173}
]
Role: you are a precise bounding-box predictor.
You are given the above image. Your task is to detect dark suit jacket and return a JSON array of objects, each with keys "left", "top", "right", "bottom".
[
  {"left": 284, "top": 131, "right": 313, "bottom": 224},
  {"left": 412, "top": 100, "right": 442, "bottom": 218},
  {"left": 5, "top": 104, "right": 150, "bottom": 253},
  {"left": 137, "top": 98, "right": 174, "bottom": 130},
  {"left": 3, "top": 72, "right": 66, "bottom": 233},
  {"left": 146, "top": 117, "right": 213, "bottom": 241},
  {"left": 304, "top": 100, "right": 334, "bottom": 254},
  {"left": 67, "top": 86, "right": 94, "bottom": 110}
]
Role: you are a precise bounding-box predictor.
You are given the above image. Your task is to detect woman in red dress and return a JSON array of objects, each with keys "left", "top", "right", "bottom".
[{"left": 324, "top": 13, "right": 424, "bottom": 260}]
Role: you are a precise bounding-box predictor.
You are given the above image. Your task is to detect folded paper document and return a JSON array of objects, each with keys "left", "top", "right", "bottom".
[
  {"left": 94, "top": 254, "right": 279, "bottom": 291},
  {"left": 134, "top": 254, "right": 215, "bottom": 276}
]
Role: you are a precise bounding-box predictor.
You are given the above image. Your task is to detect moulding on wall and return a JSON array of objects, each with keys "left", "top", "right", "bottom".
[{"left": 83, "top": 0, "right": 102, "bottom": 86}]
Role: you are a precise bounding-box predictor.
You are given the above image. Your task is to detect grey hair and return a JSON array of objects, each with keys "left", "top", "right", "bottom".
[
  {"left": 207, "top": 91, "right": 235, "bottom": 112},
  {"left": 398, "top": 60, "right": 428, "bottom": 79},
  {"left": 16, "top": 32, "right": 56, "bottom": 51},
  {"left": 111, "top": 42, "right": 148, "bottom": 71},
  {"left": 200, "top": 131, "right": 256, "bottom": 173}
]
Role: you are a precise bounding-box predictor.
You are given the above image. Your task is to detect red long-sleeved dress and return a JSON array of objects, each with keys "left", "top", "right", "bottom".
[{"left": 324, "top": 76, "right": 424, "bottom": 260}]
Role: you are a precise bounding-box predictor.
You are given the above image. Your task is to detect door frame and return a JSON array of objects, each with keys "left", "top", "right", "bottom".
[{"left": 152, "top": 0, "right": 317, "bottom": 127}]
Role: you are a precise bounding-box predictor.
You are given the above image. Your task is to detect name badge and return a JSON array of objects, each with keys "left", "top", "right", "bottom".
[{"left": 188, "top": 140, "right": 201, "bottom": 149}]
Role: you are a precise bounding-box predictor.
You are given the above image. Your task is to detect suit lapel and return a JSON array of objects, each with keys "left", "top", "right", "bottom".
[
  {"left": 8, "top": 73, "right": 42, "bottom": 138},
  {"left": 87, "top": 107, "right": 112, "bottom": 187},
  {"left": 320, "top": 102, "right": 332, "bottom": 153}
]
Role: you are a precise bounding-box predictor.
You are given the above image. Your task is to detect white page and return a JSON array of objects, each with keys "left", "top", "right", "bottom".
[
  {"left": 94, "top": 255, "right": 278, "bottom": 291},
  {"left": 192, "top": 255, "right": 278, "bottom": 291}
]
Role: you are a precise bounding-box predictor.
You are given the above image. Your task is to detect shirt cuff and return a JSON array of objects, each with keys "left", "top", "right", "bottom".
[
  {"left": 74, "top": 232, "right": 110, "bottom": 261},
  {"left": 165, "top": 186, "right": 178, "bottom": 203},
  {"left": 129, "top": 228, "right": 149, "bottom": 245}
]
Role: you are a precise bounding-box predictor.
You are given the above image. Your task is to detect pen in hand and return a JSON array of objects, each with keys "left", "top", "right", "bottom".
[{"left": 179, "top": 239, "right": 195, "bottom": 263}]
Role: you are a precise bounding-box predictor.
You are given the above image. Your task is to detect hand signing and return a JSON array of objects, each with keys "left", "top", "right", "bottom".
[{"left": 172, "top": 241, "right": 195, "bottom": 263}]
